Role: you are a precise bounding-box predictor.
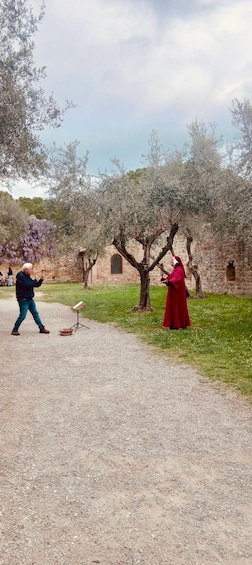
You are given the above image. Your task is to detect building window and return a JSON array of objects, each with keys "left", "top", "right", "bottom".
[
  {"left": 111, "top": 254, "right": 122, "bottom": 274},
  {"left": 226, "top": 261, "right": 235, "bottom": 282}
]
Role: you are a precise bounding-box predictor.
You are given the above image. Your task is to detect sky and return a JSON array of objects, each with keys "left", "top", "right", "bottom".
[{"left": 13, "top": 0, "right": 252, "bottom": 198}]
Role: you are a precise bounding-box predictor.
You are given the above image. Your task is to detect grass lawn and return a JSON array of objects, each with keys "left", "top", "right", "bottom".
[{"left": 1, "top": 282, "right": 251, "bottom": 400}]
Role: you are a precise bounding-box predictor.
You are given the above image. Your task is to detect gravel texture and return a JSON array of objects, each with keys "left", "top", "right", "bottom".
[{"left": 0, "top": 297, "right": 251, "bottom": 565}]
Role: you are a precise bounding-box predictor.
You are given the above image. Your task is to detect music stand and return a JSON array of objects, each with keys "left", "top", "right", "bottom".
[{"left": 70, "top": 301, "right": 89, "bottom": 331}]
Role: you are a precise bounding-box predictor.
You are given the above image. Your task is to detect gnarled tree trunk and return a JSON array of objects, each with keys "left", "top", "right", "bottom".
[
  {"left": 113, "top": 223, "right": 179, "bottom": 310},
  {"left": 78, "top": 250, "right": 97, "bottom": 289},
  {"left": 133, "top": 268, "right": 152, "bottom": 311},
  {"left": 186, "top": 232, "right": 205, "bottom": 298}
]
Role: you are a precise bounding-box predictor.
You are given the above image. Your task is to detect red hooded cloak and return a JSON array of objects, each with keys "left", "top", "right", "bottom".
[{"left": 163, "top": 256, "right": 191, "bottom": 329}]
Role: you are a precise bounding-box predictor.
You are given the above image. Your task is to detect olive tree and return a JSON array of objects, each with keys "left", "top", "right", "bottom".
[
  {"left": 227, "top": 98, "right": 252, "bottom": 248},
  {"left": 0, "top": 0, "right": 72, "bottom": 183},
  {"left": 0, "top": 191, "right": 28, "bottom": 253},
  {"left": 46, "top": 141, "right": 106, "bottom": 287},
  {"left": 186, "top": 106, "right": 252, "bottom": 253},
  {"left": 179, "top": 119, "right": 226, "bottom": 296},
  {"left": 97, "top": 132, "right": 183, "bottom": 310},
  {"left": 17, "top": 196, "right": 48, "bottom": 219},
  {"left": 230, "top": 98, "right": 252, "bottom": 180},
  {"left": 179, "top": 114, "right": 252, "bottom": 280}
]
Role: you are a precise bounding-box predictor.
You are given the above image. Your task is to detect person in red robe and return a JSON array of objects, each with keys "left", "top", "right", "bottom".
[{"left": 162, "top": 256, "right": 191, "bottom": 329}]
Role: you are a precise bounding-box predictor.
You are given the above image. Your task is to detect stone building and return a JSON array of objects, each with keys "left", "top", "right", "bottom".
[{"left": 1, "top": 231, "right": 252, "bottom": 296}]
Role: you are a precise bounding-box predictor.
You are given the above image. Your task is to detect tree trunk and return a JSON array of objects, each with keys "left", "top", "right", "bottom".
[
  {"left": 133, "top": 269, "right": 153, "bottom": 311},
  {"left": 186, "top": 233, "right": 205, "bottom": 298},
  {"left": 83, "top": 269, "right": 90, "bottom": 289},
  {"left": 78, "top": 251, "right": 97, "bottom": 289},
  {"left": 112, "top": 223, "right": 180, "bottom": 311}
]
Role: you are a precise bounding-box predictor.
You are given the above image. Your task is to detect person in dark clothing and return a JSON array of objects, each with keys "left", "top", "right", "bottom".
[
  {"left": 8, "top": 265, "right": 13, "bottom": 286},
  {"left": 0, "top": 270, "right": 6, "bottom": 285},
  {"left": 162, "top": 255, "right": 191, "bottom": 330},
  {"left": 11, "top": 263, "right": 50, "bottom": 336}
]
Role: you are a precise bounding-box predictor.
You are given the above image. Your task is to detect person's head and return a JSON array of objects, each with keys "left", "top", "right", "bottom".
[
  {"left": 171, "top": 255, "right": 187, "bottom": 277},
  {"left": 22, "top": 263, "right": 33, "bottom": 275},
  {"left": 170, "top": 256, "right": 179, "bottom": 267}
]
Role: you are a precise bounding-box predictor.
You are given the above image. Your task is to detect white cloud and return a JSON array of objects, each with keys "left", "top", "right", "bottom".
[
  {"left": 10, "top": 180, "right": 48, "bottom": 200},
  {"left": 25, "top": 0, "right": 252, "bottom": 178}
]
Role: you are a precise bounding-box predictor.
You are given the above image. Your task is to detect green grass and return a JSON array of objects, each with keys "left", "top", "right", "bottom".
[{"left": 1, "top": 283, "right": 252, "bottom": 400}]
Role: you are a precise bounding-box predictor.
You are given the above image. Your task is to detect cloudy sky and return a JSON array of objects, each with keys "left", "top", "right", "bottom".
[{"left": 14, "top": 0, "right": 252, "bottom": 197}]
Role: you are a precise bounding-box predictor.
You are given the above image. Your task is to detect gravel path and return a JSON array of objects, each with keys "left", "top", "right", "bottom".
[{"left": 0, "top": 298, "right": 251, "bottom": 565}]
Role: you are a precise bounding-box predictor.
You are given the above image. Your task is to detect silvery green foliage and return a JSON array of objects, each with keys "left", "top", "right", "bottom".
[
  {"left": 181, "top": 119, "right": 224, "bottom": 217},
  {"left": 0, "top": 0, "right": 73, "bottom": 182},
  {"left": 178, "top": 115, "right": 252, "bottom": 249},
  {"left": 230, "top": 98, "right": 252, "bottom": 181},
  {"left": 47, "top": 141, "right": 90, "bottom": 202},
  {"left": 46, "top": 141, "right": 105, "bottom": 261},
  {"left": 97, "top": 146, "right": 182, "bottom": 309},
  {"left": 0, "top": 190, "right": 28, "bottom": 245},
  {"left": 99, "top": 153, "right": 177, "bottom": 246},
  {"left": 227, "top": 99, "right": 252, "bottom": 247}
]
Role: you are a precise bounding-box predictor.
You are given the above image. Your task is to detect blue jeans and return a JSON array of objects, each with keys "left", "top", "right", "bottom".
[{"left": 13, "top": 299, "right": 43, "bottom": 331}]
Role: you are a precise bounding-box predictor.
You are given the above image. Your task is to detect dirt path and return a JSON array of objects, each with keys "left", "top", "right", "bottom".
[{"left": 0, "top": 298, "right": 251, "bottom": 565}]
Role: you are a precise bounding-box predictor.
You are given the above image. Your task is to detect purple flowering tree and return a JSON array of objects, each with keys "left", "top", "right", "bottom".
[{"left": 0, "top": 215, "right": 56, "bottom": 265}]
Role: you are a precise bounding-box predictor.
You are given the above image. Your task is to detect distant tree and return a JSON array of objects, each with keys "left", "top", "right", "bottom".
[
  {"left": 181, "top": 115, "right": 252, "bottom": 275},
  {"left": 0, "top": 0, "right": 73, "bottom": 183},
  {"left": 46, "top": 141, "right": 106, "bottom": 287},
  {"left": 182, "top": 120, "right": 223, "bottom": 216},
  {"left": 205, "top": 166, "right": 252, "bottom": 250},
  {"left": 0, "top": 191, "right": 28, "bottom": 258},
  {"left": 183, "top": 108, "right": 252, "bottom": 254},
  {"left": 179, "top": 119, "right": 225, "bottom": 296},
  {"left": 227, "top": 98, "right": 252, "bottom": 248},
  {"left": 77, "top": 246, "right": 99, "bottom": 289},
  {"left": 17, "top": 196, "right": 47, "bottom": 219},
  {"left": 230, "top": 98, "right": 252, "bottom": 180}
]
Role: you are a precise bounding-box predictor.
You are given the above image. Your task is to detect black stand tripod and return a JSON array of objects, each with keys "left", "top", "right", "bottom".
[{"left": 70, "top": 302, "right": 90, "bottom": 331}]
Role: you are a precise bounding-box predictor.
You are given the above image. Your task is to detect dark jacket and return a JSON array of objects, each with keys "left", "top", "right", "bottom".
[{"left": 16, "top": 271, "right": 43, "bottom": 300}]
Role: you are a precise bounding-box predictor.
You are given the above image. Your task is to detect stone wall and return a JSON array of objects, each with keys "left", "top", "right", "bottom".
[
  {"left": 94, "top": 233, "right": 252, "bottom": 296},
  {"left": 0, "top": 253, "right": 81, "bottom": 285},
  {"left": 192, "top": 233, "right": 252, "bottom": 296},
  {"left": 1, "top": 231, "right": 252, "bottom": 296}
]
